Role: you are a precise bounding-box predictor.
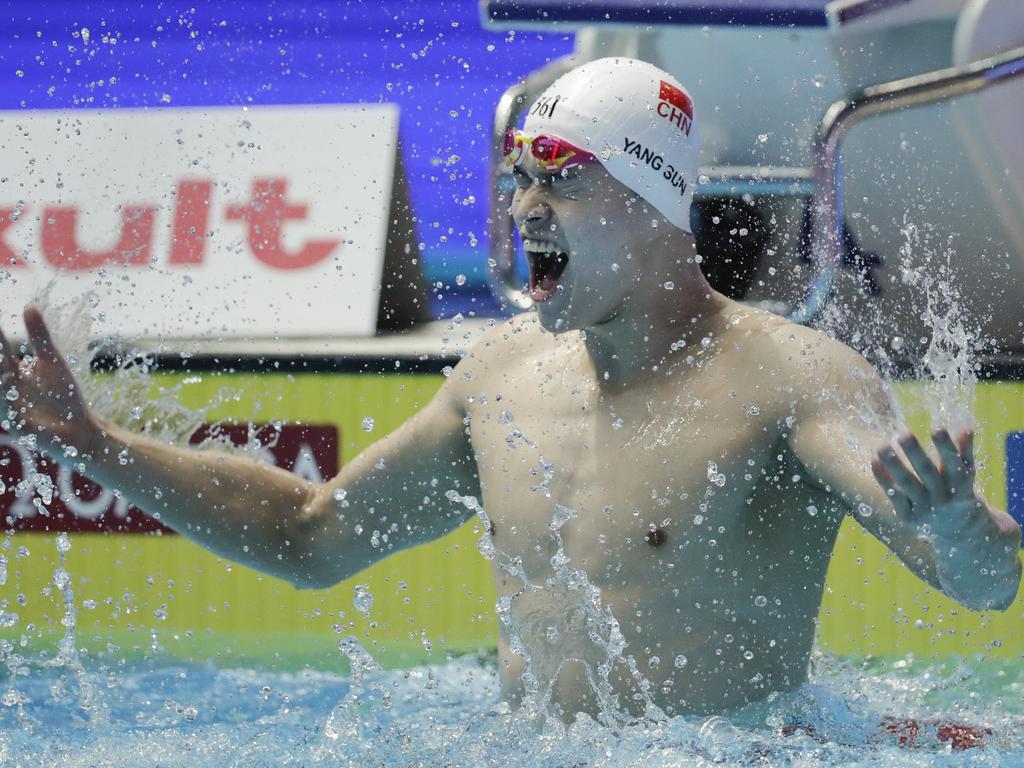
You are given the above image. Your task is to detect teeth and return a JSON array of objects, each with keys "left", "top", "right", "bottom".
[{"left": 523, "top": 238, "right": 556, "bottom": 253}]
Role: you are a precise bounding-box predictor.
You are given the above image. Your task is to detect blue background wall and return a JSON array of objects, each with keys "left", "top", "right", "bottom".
[{"left": 0, "top": 1, "right": 575, "bottom": 318}]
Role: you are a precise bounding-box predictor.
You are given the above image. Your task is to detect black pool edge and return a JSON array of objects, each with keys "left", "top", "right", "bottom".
[{"left": 91, "top": 351, "right": 1024, "bottom": 380}]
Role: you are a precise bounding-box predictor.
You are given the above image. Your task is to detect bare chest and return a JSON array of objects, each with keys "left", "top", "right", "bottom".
[{"left": 464, "top": 364, "right": 795, "bottom": 586}]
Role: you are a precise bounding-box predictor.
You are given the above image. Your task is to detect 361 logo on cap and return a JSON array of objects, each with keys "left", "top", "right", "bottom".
[{"left": 657, "top": 80, "right": 693, "bottom": 137}]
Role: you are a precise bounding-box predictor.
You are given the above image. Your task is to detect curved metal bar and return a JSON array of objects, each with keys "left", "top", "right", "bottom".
[
  {"left": 790, "top": 43, "right": 1024, "bottom": 325},
  {"left": 487, "top": 56, "right": 576, "bottom": 311}
]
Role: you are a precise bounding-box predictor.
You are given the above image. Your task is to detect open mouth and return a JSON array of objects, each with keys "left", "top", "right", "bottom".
[{"left": 524, "top": 242, "right": 569, "bottom": 302}]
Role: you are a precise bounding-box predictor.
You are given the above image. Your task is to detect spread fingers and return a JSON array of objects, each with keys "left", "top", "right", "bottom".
[
  {"left": 895, "top": 433, "right": 944, "bottom": 500},
  {"left": 23, "top": 305, "right": 59, "bottom": 365},
  {"left": 931, "top": 428, "right": 974, "bottom": 495},
  {"left": 877, "top": 446, "right": 928, "bottom": 512},
  {"left": 871, "top": 458, "right": 913, "bottom": 521},
  {"left": 0, "top": 323, "right": 19, "bottom": 385}
]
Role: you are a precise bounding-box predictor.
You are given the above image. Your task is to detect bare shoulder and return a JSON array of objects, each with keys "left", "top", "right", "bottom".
[
  {"left": 768, "top": 320, "right": 878, "bottom": 382},
  {"left": 450, "top": 312, "right": 550, "bottom": 384},
  {"left": 713, "top": 303, "right": 885, "bottom": 404},
  {"left": 750, "top": 313, "right": 893, "bottom": 418}
]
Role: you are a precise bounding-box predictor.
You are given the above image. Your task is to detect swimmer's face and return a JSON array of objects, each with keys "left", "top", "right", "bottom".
[{"left": 511, "top": 154, "right": 662, "bottom": 333}]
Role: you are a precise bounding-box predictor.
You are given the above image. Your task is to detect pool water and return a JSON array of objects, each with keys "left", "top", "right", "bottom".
[{"left": 3, "top": 649, "right": 1024, "bottom": 767}]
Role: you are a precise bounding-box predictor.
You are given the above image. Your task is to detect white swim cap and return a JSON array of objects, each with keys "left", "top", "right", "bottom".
[{"left": 522, "top": 57, "right": 700, "bottom": 233}]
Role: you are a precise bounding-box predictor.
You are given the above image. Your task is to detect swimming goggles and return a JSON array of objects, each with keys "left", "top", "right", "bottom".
[{"left": 503, "top": 130, "right": 600, "bottom": 174}]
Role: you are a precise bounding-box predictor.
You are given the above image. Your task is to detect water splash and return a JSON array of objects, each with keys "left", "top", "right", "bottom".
[
  {"left": 898, "top": 219, "right": 982, "bottom": 434},
  {"left": 9, "top": 290, "right": 236, "bottom": 455},
  {"left": 5, "top": 653, "right": 1024, "bottom": 766},
  {"left": 445, "top": 489, "right": 662, "bottom": 728},
  {"left": 45, "top": 534, "right": 109, "bottom": 723},
  {"left": 813, "top": 215, "right": 987, "bottom": 446}
]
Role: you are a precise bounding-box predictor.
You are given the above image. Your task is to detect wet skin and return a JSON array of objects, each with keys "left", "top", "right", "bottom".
[
  {"left": 451, "top": 306, "right": 1006, "bottom": 719},
  {"left": 460, "top": 308, "right": 841, "bottom": 717},
  {"left": 1, "top": 158, "right": 1019, "bottom": 724}
]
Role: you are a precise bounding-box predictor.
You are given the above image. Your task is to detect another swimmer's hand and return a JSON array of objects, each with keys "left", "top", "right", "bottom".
[
  {"left": 0, "top": 306, "right": 96, "bottom": 464},
  {"left": 870, "top": 428, "right": 985, "bottom": 540}
]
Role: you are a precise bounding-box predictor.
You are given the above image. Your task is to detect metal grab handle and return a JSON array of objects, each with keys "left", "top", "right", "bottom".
[
  {"left": 488, "top": 56, "right": 576, "bottom": 310},
  {"left": 793, "top": 43, "right": 1024, "bottom": 325}
]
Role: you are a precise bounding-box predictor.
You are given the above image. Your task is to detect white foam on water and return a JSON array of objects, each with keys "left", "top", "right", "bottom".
[{"left": 3, "top": 653, "right": 1024, "bottom": 767}]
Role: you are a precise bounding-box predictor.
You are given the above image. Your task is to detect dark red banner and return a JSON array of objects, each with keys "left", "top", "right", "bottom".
[{"left": 0, "top": 423, "right": 339, "bottom": 534}]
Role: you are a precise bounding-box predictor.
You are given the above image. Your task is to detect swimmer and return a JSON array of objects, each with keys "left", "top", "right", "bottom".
[{"left": 1, "top": 58, "right": 1020, "bottom": 736}]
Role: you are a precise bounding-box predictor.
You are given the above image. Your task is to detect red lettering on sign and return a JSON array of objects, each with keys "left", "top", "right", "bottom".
[
  {"left": 226, "top": 179, "right": 340, "bottom": 270},
  {"left": 1, "top": 423, "right": 339, "bottom": 534},
  {"left": 41, "top": 205, "right": 157, "bottom": 270},
  {"left": 0, "top": 207, "right": 28, "bottom": 267},
  {"left": 169, "top": 179, "right": 213, "bottom": 265}
]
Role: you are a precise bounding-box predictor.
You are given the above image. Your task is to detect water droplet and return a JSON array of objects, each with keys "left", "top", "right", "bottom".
[
  {"left": 353, "top": 585, "right": 374, "bottom": 616},
  {"left": 663, "top": 281, "right": 675, "bottom": 290},
  {"left": 498, "top": 410, "right": 514, "bottom": 425},
  {"left": 674, "top": 654, "right": 688, "bottom": 668},
  {"left": 550, "top": 503, "right": 576, "bottom": 530},
  {"left": 612, "top": 418, "right": 624, "bottom": 430},
  {"left": 455, "top": 273, "right": 467, "bottom": 286},
  {"left": 610, "top": 262, "right": 620, "bottom": 272},
  {"left": 648, "top": 655, "right": 661, "bottom": 669},
  {"left": 4, "top": 387, "right": 18, "bottom": 402},
  {"left": 361, "top": 417, "right": 375, "bottom": 432},
  {"left": 81, "top": 27, "right": 91, "bottom": 45},
  {"left": 813, "top": 74, "right": 827, "bottom": 88},
  {"left": 55, "top": 533, "right": 71, "bottom": 555},
  {"left": 754, "top": 595, "right": 768, "bottom": 608},
  {"left": 806, "top": 504, "right": 818, "bottom": 517},
  {"left": 53, "top": 567, "right": 70, "bottom": 591},
  {"left": 743, "top": 650, "right": 754, "bottom": 660}
]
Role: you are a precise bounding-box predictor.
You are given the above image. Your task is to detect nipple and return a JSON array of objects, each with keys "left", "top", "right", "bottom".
[{"left": 644, "top": 526, "right": 667, "bottom": 547}]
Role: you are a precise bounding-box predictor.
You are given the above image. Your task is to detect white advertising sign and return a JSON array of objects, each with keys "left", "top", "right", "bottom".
[{"left": 0, "top": 104, "right": 399, "bottom": 339}]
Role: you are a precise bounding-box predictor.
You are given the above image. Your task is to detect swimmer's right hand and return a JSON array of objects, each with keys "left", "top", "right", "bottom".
[{"left": 0, "top": 306, "right": 96, "bottom": 463}]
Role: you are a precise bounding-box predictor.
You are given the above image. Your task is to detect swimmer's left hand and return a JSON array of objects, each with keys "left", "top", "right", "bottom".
[{"left": 870, "top": 428, "right": 986, "bottom": 539}]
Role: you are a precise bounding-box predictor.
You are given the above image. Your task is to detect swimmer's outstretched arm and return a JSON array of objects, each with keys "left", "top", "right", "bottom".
[
  {"left": 786, "top": 342, "right": 1021, "bottom": 612},
  {"left": 0, "top": 306, "right": 480, "bottom": 589}
]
